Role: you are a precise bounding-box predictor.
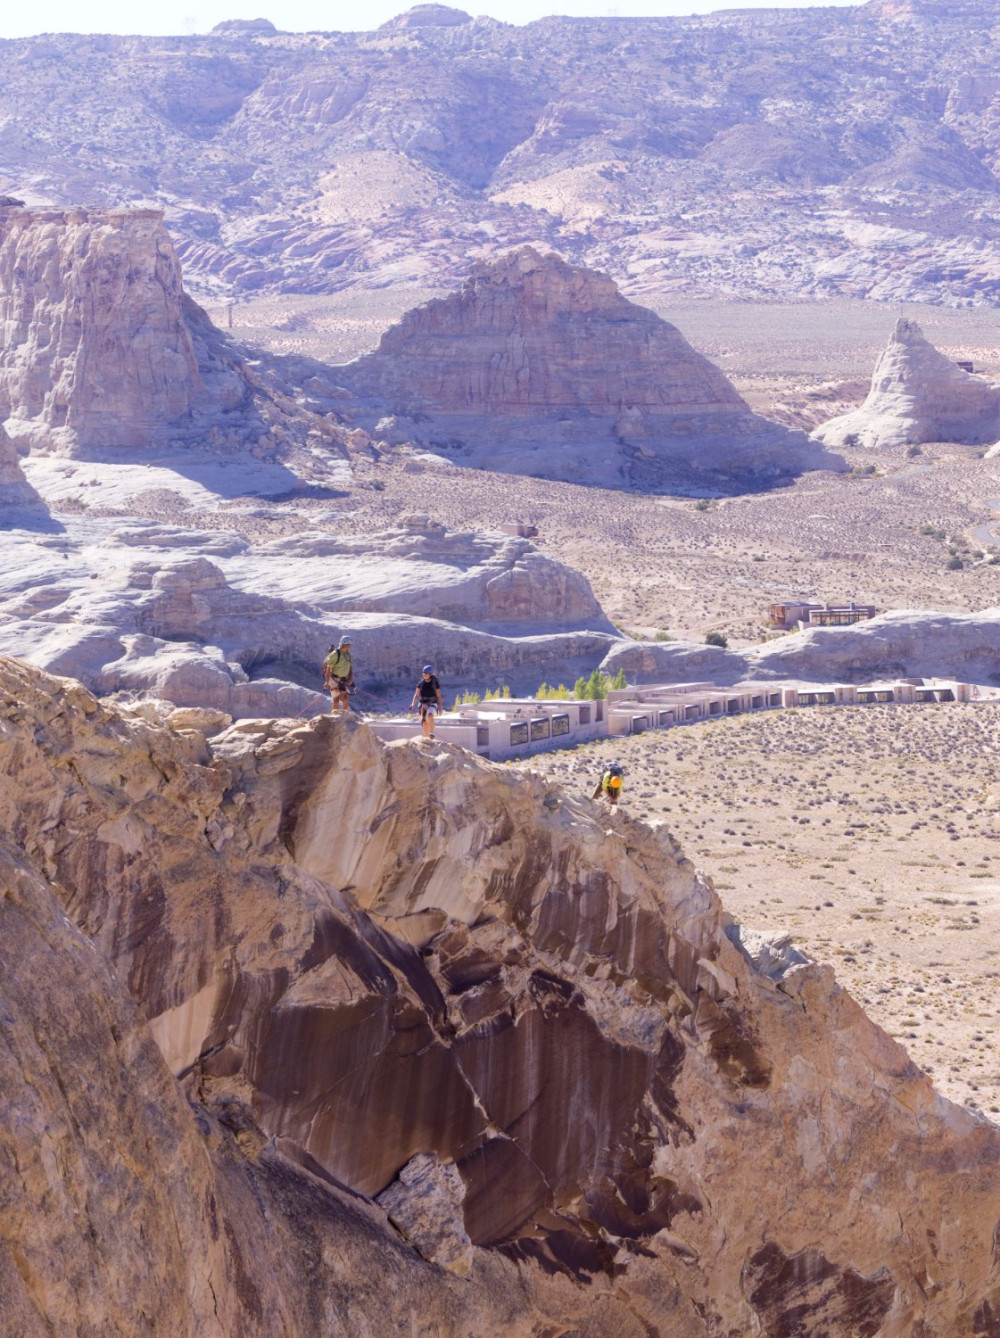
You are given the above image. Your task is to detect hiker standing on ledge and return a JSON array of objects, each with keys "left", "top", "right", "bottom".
[
  {"left": 323, "top": 636, "right": 355, "bottom": 713},
  {"left": 411, "top": 665, "right": 444, "bottom": 737},
  {"left": 593, "top": 762, "right": 625, "bottom": 808}
]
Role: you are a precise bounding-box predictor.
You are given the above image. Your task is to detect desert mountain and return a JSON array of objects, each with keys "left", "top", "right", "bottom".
[
  {"left": 5, "top": 657, "right": 1000, "bottom": 1333},
  {"left": 335, "top": 247, "right": 846, "bottom": 490},
  {"left": 813, "top": 317, "right": 1000, "bottom": 450},
  {"left": 2, "top": 4, "right": 1000, "bottom": 304}
]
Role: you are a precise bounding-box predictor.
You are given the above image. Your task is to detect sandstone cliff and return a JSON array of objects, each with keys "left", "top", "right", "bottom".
[
  {"left": 4, "top": 654, "right": 1000, "bottom": 1334},
  {"left": 813, "top": 317, "right": 1000, "bottom": 450},
  {"left": 337, "top": 248, "right": 846, "bottom": 490},
  {"left": 0, "top": 205, "right": 347, "bottom": 463}
]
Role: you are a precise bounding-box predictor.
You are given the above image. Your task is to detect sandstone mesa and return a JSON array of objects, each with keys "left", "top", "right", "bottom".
[{"left": 335, "top": 246, "right": 847, "bottom": 491}]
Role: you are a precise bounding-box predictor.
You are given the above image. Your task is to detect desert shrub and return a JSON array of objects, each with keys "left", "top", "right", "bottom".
[
  {"left": 694, "top": 498, "right": 710, "bottom": 511},
  {"left": 849, "top": 463, "right": 877, "bottom": 478},
  {"left": 653, "top": 630, "right": 673, "bottom": 642},
  {"left": 946, "top": 555, "right": 964, "bottom": 570},
  {"left": 705, "top": 630, "right": 729, "bottom": 648},
  {"left": 906, "top": 445, "right": 923, "bottom": 457}
]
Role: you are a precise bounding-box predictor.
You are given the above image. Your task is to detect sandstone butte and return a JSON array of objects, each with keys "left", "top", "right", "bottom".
[
  {"left": 4, "top": 654, "right": 1000, "bottom": 1335},
  {"left": 335, "top": 246, "right": 847, "bottom": 491},
  {"left": 0, "top": 204, "right": 349, "bottom": 463},
  {"left": 813, "top": 317, "right": 1000, "bottom": 451}
]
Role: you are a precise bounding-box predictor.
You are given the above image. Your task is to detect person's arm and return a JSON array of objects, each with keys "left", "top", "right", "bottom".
[{"left": 435, "top": 685, "right": 444, "bottom": 711}]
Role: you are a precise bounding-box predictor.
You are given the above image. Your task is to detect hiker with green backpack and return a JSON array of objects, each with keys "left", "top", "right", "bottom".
[{"left": 323, "top": 636, "right": 355, "bottom": 713}]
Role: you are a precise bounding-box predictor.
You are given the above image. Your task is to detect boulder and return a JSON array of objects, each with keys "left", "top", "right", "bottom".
[
  {"left": 337, "top": 247, "right": 847, "bottom": 491},
  {"left": 813, "top": 317, "right": 1000, "bottom": 450}
]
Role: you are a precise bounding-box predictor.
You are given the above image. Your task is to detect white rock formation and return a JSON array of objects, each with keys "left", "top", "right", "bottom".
[
  {"left": 0, "top": 516, "right": 615, "bottom": 715},
  {"left": 601, "top": 607, "right": 1000, "bottom": 687},
  {"left": 813, "top": 318, "right": 1000, "bottom": 450},
  {"left": 0, "top": 421, "right": 41, "bottom": 507}
]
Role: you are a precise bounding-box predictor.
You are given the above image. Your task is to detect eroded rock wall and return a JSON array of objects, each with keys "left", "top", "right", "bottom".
[
  {"left": 0, "top": 205, "right": 347, "bottom": 462},
  {"left": 337, "top": 247, "right": 847, "bottom": 490},
  {"left": 3, "top": 655, "right": 1000, "bottom": 1333}
]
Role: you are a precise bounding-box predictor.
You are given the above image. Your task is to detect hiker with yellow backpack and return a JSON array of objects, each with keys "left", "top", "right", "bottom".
[{"left": 593, "top": 762, "right": 625, "bottom": 808}]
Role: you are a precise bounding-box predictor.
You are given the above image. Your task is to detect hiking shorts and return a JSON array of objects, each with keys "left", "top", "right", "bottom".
[
  {"left": 419, "top": 702, "right": 439, "bottom": 718},
  {"left": 331, "top": 676, "right": 351, "bottom": 693}
]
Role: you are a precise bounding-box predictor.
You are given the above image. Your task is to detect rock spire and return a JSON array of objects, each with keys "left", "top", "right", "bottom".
[{"left": 813, "top": 317, "right": 1000, "bottom": 450}]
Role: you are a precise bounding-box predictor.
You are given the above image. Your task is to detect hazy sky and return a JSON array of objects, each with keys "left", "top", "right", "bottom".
[{"left": 1, "top": 0, "right": 860, "bottom": 40}]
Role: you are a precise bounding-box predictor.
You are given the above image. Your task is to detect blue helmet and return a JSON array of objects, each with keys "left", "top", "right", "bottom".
[{"left": 422, "top": 664, "right": 434, "bottom": 674}]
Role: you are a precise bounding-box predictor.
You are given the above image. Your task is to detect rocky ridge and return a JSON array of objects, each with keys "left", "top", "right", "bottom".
[
  {"left": 0, "top": 511, "right": 614, "bottom": 715},
  {"left": 4, "top": 654, "right": 1000, "bottom": 1333},
  {"left": 600, "top": 605, "right": 1000, "bottom": 686},
  {"left": 813, "top": 318, "right": 1000, "bottom": 450},
  {"left": 336, "top": 247, "right": 846, "bottom": 490},
  {"left": 3, "top": 5, "right": 1000, "bottom": 305}
]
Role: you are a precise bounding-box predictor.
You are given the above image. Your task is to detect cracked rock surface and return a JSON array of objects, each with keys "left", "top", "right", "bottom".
[{"left": 3, "top": 653, "right": 1000, "bottom": 1334}]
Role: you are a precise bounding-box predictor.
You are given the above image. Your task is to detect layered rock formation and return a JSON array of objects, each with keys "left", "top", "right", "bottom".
[
  {"left": 4, "top": 655, "right": 1000, "bottom": 1333},
  {"left": 600, "top": 606, "right": 1000, "bottom": 686},
  {"left": 4, "top": 7, "right": 1000, "bottom": 305},
  {"left": 0, "top": 205, "right": 347, "bottom": 462},
  {"left": 337, "top": 248, "right": 846, "bottom": 490},
  {"left": 813, "top": 318, "right": 1000, "bottom": 450},
  {"left": 0, "top": 516, "right": 615, "bottom": 713}
]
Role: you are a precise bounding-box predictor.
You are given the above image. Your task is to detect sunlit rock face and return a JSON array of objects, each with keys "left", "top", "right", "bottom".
[
  {"left": 4, "top": 653, "right": 1000, "bottom": 1334},
  {"left": 0, "top": 205, "right": 333, "bottom": 461},
  {"left": 0, "top": 420, "right": 40, "bottom": 505},
  {"left": 337, "top": 247, "right": 847, "bottom": 491},
  {"left": 813, "top": 317, "right": 1000, "bottom": 450}
]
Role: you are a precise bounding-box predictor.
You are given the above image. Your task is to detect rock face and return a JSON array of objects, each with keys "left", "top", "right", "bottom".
[
  {"left": 813, "top": 318, "right": 1000, "bottom": 450},
  {"left": 338, "top": 248, "right": 846, "bottom": 490},
  {"left": 600, "top": 606, "right": 1000, "bottom": 686},
  {"left": 4, "top": 655, "right": 1000, "bottom": 1334},
  {"left": 0, "top": 421, "right": 40, "bottom": 506},
  {"left": 0, "top": 516, "right": 615, "bottom": 714},
  {"left": 0, "top": 206, "right": 343, "bottom": 461}
]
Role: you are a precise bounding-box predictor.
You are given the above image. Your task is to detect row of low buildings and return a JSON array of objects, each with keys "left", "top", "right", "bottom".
[{"left": 367, "top": 677, "right": 984, "bottom": 762}]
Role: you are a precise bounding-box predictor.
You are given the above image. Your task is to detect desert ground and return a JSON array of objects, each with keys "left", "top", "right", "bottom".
[
  {"left": 518, "top": 702, "right": 1000, "bottom": 1119},
  {"left": 205, "top": 292, "right": 1000, "bottom": 647}
]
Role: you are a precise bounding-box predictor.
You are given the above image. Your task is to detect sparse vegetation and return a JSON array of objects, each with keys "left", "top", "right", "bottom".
[{"left": 705, "top": 630, "right": 729, "bottom": 648}]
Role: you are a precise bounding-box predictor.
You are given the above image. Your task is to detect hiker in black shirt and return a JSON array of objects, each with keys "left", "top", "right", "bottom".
[{"left": 411, "top": 665, "right": 444, "bottom": 737}]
